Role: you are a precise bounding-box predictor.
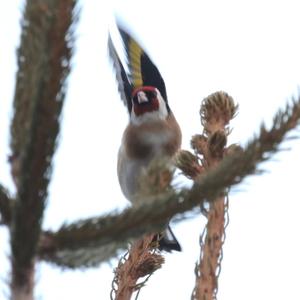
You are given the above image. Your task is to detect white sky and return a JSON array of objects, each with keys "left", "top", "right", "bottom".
[{"left": 1, "top": 0, "right": 300, "bottom": 299}]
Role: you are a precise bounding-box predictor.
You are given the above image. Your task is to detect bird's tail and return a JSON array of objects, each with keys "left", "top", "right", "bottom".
[{"left": 154, "top": 225, "right": 181, "bottom": 252}]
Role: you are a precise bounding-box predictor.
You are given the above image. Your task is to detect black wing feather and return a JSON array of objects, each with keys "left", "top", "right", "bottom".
[
  {"left": 141, "top": 53, "right": 168, "bottom": 102},
  {"left": 108, "top": 34, "right": 132, "bottom": 114},
  {"left": 116, "top": 24, "right": 168, "bottom": 104}
]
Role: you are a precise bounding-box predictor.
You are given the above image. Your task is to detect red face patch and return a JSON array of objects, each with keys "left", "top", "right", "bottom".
[
  {"left": 132, "top": 86, "right": 157, "bottom": 97},
  {"left": 132, "top": 86, "right": 159, "bottom": 116},
  {"left": 133, "top": 98, "right": 159, "bottom": 116}
]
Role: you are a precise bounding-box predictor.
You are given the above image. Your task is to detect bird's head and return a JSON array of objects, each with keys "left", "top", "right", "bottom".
[{"left": 130, "top": 86, "right": 168, "bottom": 123}]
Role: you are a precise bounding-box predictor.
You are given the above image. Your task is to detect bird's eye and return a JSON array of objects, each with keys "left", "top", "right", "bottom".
[
  {"left": 132, "top": 95, "right": 138, "bottom": 103},
  {"left": 146, "top": 90, "right": 157, "bottom": 99}
]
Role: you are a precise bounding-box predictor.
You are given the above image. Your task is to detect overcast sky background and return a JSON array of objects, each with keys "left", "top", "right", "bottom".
[{"left": 1, "top": 1, "right": 300, "bottom": 299}]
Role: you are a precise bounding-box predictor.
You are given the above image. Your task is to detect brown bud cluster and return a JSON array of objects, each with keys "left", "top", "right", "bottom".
[
  {"left": 134, "top": 254, "right": 165, "bottom": 279},
  {"left": 191, "top": 134, "right": 208, "bottom": 156},
  {"left": 175, "top": 150, "right": 204, "bottom": 179},
  {"left": 200, "top": 91, "right": 238, "bottom": 135}
]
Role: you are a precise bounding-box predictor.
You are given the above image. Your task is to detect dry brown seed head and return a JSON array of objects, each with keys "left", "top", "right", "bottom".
[
  {"left": 208, "top": 131, "right": 227, "bottom": 159},
  {"left": 200, "top": 91, "right": 238, "bottom": 134},
  {"left": 191, "top": 134, "right": 208, "bottom": 156},
  {"left": 134, "top": 253, "right": 165, "bottom": 279},
  {"left": 175, "top": 150, "right": 204, "bottom": 179}
]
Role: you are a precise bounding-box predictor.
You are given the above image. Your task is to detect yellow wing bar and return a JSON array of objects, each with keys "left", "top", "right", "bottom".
[{"left": 128, "top": 38, "right": 143, "bottom": 87}]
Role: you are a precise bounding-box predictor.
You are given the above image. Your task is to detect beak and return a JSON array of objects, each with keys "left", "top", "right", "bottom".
[{"left": 137, "top": 92, "right": 148, "bottom": 104}]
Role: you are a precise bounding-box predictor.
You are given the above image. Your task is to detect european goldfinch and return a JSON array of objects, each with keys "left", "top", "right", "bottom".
[{"left": 109, "top": 23, "right": 181, "bottom": 251}]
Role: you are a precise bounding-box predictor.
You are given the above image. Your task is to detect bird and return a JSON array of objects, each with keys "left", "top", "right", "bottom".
[{"left": 108, "top": 23, "right": 182, "bottom": 252}]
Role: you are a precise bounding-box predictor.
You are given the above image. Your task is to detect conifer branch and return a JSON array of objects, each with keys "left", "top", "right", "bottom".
[
  {"left": 37, "top": 94, "right": 300, "bottom": 268},
  {"left": 41, "top": 243, "right": 124, "bottom": 268},
  {"left": 0, "top": 184, "right": 13, "bottom": 225},
  {"left": 9, "top": 0, "right": 77, "bottom": 297}
]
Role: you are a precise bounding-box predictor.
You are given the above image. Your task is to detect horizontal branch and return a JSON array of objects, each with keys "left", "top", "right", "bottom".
[
  {"left": 39, "top": 237, "right": 125, "bottom": 268},
  {"left": 38, "top": 96, "right": 300, "bottom": 268}
]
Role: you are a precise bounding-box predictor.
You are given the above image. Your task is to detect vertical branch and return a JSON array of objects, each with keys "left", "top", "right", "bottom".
[
  {"left": 9, "top": 1, "right": 77, "bottom": 299},
  {"left": 176, "top": 92, "right": 239, "bottom": 300},
  {"left": 190, "top": 92, "right": 238, "bottom": 300},
  {"left": 194, "top": 194, "right": 228, "bottom": 300},
  {"left": 0, "top": 184, "right": 13, "bottom": 225}
]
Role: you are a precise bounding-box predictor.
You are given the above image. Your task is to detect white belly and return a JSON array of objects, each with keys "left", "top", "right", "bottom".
[
  {"left": 117, "top": 133, "right": 169, "bottom": 202},
  {"left": 117, "top": 124, "right": 176, "bottom": 202},
  {"left": 117, "top": 147, "right": 149, "bottom": 202}
]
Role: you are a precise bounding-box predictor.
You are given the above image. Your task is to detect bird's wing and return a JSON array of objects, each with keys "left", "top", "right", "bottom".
[
  {"left": 108, "top": 33, "right": 132, "bottom": 114},
  {"left": 117, "top": 24, "right": 168, "bottom": 102}
]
